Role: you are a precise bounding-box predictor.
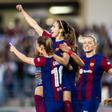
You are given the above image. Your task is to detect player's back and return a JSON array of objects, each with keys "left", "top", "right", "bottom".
[{"left": 41, "top": 57, "right": 63, "bottom": 112}]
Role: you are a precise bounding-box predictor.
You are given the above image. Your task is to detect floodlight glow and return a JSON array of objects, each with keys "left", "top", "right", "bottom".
[{"left": 49, "top": 6, "right": 74, "bottom": 14}]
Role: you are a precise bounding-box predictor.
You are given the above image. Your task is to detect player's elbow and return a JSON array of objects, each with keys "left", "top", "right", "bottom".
[{"left": 62, "top": 60, "right": 69, "bottom": 66}]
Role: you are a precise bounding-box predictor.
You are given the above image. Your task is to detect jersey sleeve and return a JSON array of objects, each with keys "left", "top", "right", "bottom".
[
  {"left": 34, "top": 57, "right": 46, "bottom": 67},
  {"left": 101, "top": 56, "right": 112, "bottom": 72},
  {"left": 42, "top": 30, "right": 51, "bottom": 38}
]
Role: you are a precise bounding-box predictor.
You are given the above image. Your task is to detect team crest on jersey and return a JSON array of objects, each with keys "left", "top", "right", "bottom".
[{"left": 90, "top": 62, "right": 94, "bottom": 67}]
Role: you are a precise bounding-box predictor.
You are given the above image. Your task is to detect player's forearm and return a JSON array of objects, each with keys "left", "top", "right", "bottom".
[
  {"left": 21, "top": 9, "right": 43, "bottom": 36},
  {"left": 53, "top": 54, "right": 68, "bottom": 66},
  {"left": 70, "top": 52, "right": 84, "bottom": 67},
  {"left": 13, "top": 48, "right": 28, "bottom": 62},
  {"left": 12, "top": 48, "right": 34, "bottom": 66}
]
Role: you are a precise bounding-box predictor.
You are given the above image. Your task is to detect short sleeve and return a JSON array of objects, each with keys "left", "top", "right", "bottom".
[
  {"left": 101, "top": 56, "right": 112, "bottom": 72},
  {"left": 34, "top": 57, "right": 46, "bottom": 67},
  {"left": 42, "top": 30, "right": 51, "bottom": 38}
]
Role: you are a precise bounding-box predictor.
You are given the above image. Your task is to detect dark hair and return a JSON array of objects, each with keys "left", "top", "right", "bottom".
[
  {"left": 37, "top": 36, "right": 54, "bottom": 55},
  {"left": 57, "top": 20, "right": 77, "bottom": 52},
  {"left": 57, "top": 20, "right": 80, "bottom": 79}
]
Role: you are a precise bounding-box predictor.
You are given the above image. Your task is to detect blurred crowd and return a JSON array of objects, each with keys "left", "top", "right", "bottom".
[{"left": 0, "top": 17, "right": 112, "bottom": 107}]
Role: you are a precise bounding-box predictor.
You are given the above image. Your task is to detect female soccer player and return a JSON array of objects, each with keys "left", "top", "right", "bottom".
[
  {"left": 16, "top": 4, "right": 84, "bottom": 112},
  {"left": 10, "top": 36, "right": 64, "bottom": 112},
  {"left": 60, "top": 34, "right": 112, "bottom": 112}
]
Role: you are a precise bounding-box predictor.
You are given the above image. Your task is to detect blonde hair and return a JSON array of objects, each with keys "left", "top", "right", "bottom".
[{"left": 78, "top": 34, "right": 97, "bottom": 45}]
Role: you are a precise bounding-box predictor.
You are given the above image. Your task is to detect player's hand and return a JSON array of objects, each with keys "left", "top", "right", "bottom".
[
  {"left": 59, "top": 42, "right": 71, "bottom": 52},
  {"left": 103, "top": 98, "right": 112, "bottom": 105},
  {"left": 16, "top": 4, "right": 23, "bottom": 12},
  {"left": 9, "top": 42, "right": 16, "bottom": 52}
]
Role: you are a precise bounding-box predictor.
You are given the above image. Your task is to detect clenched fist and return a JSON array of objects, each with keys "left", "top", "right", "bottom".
[
  {"left": 9, "top": 43, "right": 16, "bottom": 53},
  {"left": 16, "top": 4, "right": 23, "bottom": 12}
]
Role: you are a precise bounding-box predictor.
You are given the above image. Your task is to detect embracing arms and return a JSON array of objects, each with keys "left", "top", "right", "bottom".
[{"left": 59, "top": 43, "right": 84, "bottom": 67}]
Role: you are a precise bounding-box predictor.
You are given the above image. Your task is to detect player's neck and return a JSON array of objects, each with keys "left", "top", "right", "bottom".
[
  {"left": 56, "top": 33, "right": 64, "bottom": 41},
  {"left": 86, "top": 50, "right": 96, "bottom": 58}
]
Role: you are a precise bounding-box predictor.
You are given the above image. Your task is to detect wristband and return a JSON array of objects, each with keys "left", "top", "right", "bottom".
[{"left": 67, "top": 50, "right": 73, "bottom": 56}]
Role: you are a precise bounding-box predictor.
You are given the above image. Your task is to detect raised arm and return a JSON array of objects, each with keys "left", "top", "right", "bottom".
[
  {"left": 9, "top": 43, "right": 35, "bottom": 66},
  {"left": 59, "top": 43, "right": 84, "bottom": 67},
  {"left": 16, "top": 4, "right": 43, "bottom": 36}
]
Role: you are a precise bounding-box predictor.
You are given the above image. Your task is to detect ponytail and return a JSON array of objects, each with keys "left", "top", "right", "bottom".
[{"left": 64, "top": 26, "right": 78, "bottom": 52}]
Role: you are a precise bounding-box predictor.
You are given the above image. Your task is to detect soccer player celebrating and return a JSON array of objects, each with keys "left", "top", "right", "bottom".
[
  {"left": 10, "top": 36, "right": 64, "bottom": 112},
  {"left": 60, "top": 34, "right": 112, "bottom": 112},
  {"left": 16, "top": 4, "right": 84, "bottom": 112}
]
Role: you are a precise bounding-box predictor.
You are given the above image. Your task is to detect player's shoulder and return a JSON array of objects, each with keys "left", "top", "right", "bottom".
[
  {"left": 80, "top": 55, "right": 86, "bottom": 59},
  {"left": 34, "top": 56, "right": 46, "bottom": 63},
  {"left": 95, "top": 54, "right": 106, "bottom": 59}
]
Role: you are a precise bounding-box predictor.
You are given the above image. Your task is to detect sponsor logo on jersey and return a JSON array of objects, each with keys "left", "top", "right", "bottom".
[{"left": 79, "top": 69, "right": 93, "bottom": 74}]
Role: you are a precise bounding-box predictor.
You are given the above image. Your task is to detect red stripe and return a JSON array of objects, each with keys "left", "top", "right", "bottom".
[
  {"left": 86, "top": 59, "right": 95, "bottom": 100},
  {"left": 77, "top": 74, "right": 83, "bottom": 100},
  {"left": 77, "top": 59, "right": 85, "bottom": 100}
]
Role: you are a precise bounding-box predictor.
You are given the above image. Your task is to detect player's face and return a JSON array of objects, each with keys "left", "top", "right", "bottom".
[
  {"left": 36, "top": 44, "right": 46, "bottom": 56},
  {"left": 82, "top": 37, "right": 96, "bottom": 53},
  {"left": 51, "top": 21, "right": 60, "bottom": 38}
]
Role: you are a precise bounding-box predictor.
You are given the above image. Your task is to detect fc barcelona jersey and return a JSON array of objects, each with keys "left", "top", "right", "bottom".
[
  {"left": 34, "top": 56, "right": 63, "bottom": 101},
  {"left": 76, "top": 54, "right": 112, "bottom": 101}
]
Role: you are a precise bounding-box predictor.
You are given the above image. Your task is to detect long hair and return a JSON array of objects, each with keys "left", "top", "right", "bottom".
[
  {"left": 57, "top": 20, "right": 80, "bottom": 79},
  {"left": 57, "top": 20, "right": 77, "bottom": 52},
  {"left": 37, "top": 36, "right": 54, "bottom": 56}
]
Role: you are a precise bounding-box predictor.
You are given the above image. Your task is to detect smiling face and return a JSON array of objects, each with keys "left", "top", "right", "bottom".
[
  {"left": 82, "top": 37, "right": 97, "bottom": 53},
  {"left": 50, "top": 21, "right": 62, "bottom": 38}
]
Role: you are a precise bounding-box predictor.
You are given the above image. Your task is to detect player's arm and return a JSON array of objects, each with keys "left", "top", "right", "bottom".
[
  {"left": 104, "top": 98, "right": 112, "bottom": 105},
  {"left": 53, "top": 53, "right": 70, "bottom": 66},
  {"left": 101, "top": 56, "right": 112, "bottom": 74},
  {"left": 16, "top": 4, "right": 43, "bottom": 36},
  {"left": 9, "top": 43, "right": 35, "bottom": 66},
  {"left": 59, "top": 43, "right": 84, "bottom": 67}
]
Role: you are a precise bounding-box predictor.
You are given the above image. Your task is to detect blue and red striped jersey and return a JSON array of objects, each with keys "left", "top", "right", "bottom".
[
  {"left": 76, "top": 54, "right": 112, "bottom": 101},
  {"left": 34, "top": 56, "right": 63, "bottom": 101}
]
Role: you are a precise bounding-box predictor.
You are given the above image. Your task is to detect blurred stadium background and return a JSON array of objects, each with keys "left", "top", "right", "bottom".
[{"left": 0, "top": 0, "right": 112, "bottom": 111}]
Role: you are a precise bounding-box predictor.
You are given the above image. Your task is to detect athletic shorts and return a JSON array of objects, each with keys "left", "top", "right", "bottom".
[
  {"left": 44, "top": 100, "right": 63, "bottom": 112},
  {"left": 62, "top": 71, "right": 75, "bottom": 91},
  {"left": 76, "top": 98, "right": 100, "bottom": 112}
]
